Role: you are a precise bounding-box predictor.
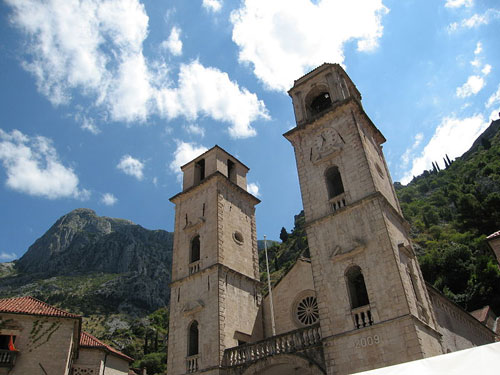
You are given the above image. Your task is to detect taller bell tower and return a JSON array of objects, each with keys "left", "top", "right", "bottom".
[
  {"left": 167, "top": 146, "right": 261, "bottom": 375},
  {"left": 284, "top": 64, "right": 443, "bottom": 374}
]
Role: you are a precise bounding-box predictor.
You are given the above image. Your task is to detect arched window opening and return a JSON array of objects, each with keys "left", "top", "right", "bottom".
[
  {"left": 325, "top": 166, "right": 344, "bottom": 199},
  {"left": 191, "top": 235, "right": 200, "bottom": 263},
  {"left": 310, "top": 92, "right": 332, "bottom": 115},
  {"left": 188, "top": 321, "right": 199, "bottom": 356},
  {"left": 346, "top": 266, "right": 370, "bottom": 309},
  {"left": 195, "top": 159, "right": 205, "bottom": 184}
]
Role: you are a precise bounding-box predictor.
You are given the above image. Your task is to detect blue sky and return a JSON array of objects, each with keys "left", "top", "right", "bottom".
[{"left": 0, "top": 0, "right": 499, "bottom": 261}]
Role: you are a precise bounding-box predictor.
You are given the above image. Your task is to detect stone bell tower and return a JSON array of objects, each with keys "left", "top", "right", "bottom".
[
  {"left": 284, "top": 64, "right": 443, "bottom": 374},
  {"left": 167, "top": 146, "right": 261, "bottom": 375}
]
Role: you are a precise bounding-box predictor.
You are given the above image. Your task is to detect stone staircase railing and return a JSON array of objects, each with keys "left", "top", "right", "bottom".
[{"left": 222, "top": 324, "right": 321, "bottom": 367}]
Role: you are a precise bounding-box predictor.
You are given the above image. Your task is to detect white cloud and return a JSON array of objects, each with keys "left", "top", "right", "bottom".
[
  {"left": 482, "top": 64, "right": 492, "bottom": 76},
  {"left": 117, "top": 155, "right": 144, "bottom": 180},
  {"left": 400, "top": 133, "right": 423, "bottom": 168},
  {"left": 456, "top": 75, "right": 484, "bottom": 98},
  {"left": 6, "top": 0, "right": 267, "bottom": 136},
  {"left": 184, "top": 124, "right": 205, "bottom": 137},
  {"left": 80, "top": 116, "right": 101, "bottom": 135},
  {"left": 161, "top": 26, "right": 183, "bottom": 56},
  {"left": 169, "top": 141, "right": 208, "bottom": 178},
  {"left": 101, "top": 192, "right": 117, "bottom": 206},
  {"left": 0, "top": 252, "right": 17, "bottom": 261},
  {"left": 486, "top": 85, "right": 500, "bottom": 108},
  {"left": 0, "top": 129, "right": 89, "bottom": 199},
  {"left": 449, "top": 9, "right": 500, "bottom": 31},
  {"left": 247, "top": 182, "right": 260, "bottom": 197},
  {"left": 156, "top": 61, "right": 269, "bottom": 138},
  {"left": 401, "top": 114, "right": 488, "bottom": 184},
  {"left": 487, "top": 85, "right": 500, "bottom": 121},
  {"left": 445, "top": 0, "right": 473, "bottom": 8},
  {"left": 230, "top": 0, "right": 388, "bottom": 91},
  {"left": 202, "top": 0, "right": 222, "bottom": 13}
]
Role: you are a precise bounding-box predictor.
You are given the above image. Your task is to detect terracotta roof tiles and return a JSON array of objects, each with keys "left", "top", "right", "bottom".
[
  {"left": 80, "top": 331, "right": 134, "bottom": 362},
  {"left": 0, "top": 296, "right": 80, "bottom": 319},
  {"left": 487, "top": 230, "right": 500, "bottom": 240}
]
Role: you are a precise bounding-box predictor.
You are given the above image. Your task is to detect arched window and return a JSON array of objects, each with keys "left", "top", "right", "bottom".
[
  {"left": 325, "top": 166, "right": 344, "bottom": 199},
  {"left": 346, "top": 266, "right": 370, "bottom": 309},
  {"left": 190, "top": 235, "right": 200, "bottom": 263},
  {"left": 188, "top": 321, "right": 199, "bottom": 356},
  {"left": 310, "top": 92, "right": 332, "bottom": 115}
]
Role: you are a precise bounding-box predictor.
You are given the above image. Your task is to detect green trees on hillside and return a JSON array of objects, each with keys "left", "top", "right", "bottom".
[{"left": 396, "top": 122, "right": 500, "bottom": 313}]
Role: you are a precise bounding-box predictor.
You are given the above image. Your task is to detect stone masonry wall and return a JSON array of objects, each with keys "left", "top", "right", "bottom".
[{"left": 0, "top": 313, "right": 77, "bottom": 375}]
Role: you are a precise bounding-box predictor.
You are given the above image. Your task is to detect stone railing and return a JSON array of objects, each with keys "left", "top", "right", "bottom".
[
  {"left": 352, "top": 305, "right": 374, "bottom": 329},
  {"left": 0, "top": 349, "right": 17, "bottom": 367},
  {"left": 223, "top": 324, "right": 321, "bottom": 367},
  {"left": 329, "top": 193, "right": 347, "bottom": 213},
  {"left": 186, "top": 354, "right": 200, "bottom": 373},
  {"left": 189, "top": 260, "right": 201, "bottom": 275}
]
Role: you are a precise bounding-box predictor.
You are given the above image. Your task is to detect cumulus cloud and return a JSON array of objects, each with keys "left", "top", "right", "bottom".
[
  {"left": 0, "top": 129, "right": 89, "bottom": 199},
  {"left": 161, "top": 26, "right": 183, "bottom": 56},
  {"left": 247, "top": 182, "right": 260, "bottom": 197},
  {"left": 456, "top": 75, "right": 485, "bottom": 98},
  {"left": 156, "top": 61, "right": 269, "bottom": 138},
  {"left": 202, "top": 0, "right": 222, "bottom": 13},
  {"left": 5, "top": 0, "right": 267, "bottom": 137},
  {"left": 230, "top": 0, "right": 388, "bottom": 91},
  {"left": 400, "top": 114, "right": 489, "bottom": 184},
  {"left": 169, "top": 141, "right": 208, "bottom": 178},
  {"left": 445, "top": 0, "right": 473, "bottom": 8},
  {"left": 184, "top": 124, "right": 205, "bottom": 137},
  {"left": 0, "top": 252, "right": 17, "bottom": 261},
  {"left": 117, "top": 155, "right": 145, "bottom": 180},
  {"left": 448, "top": 9, "right": 500, "bottom": 31},
  {"left": 482, "top": 64, "right": 492, "bottom": 75},
  {"left": 101, "top": 192, "right": 117, "bottom": 206}
]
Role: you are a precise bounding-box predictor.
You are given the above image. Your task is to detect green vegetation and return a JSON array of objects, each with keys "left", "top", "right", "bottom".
[
  {"left": 258, "top": 212, "right": 309, "bottom": 294},
  {"left": 396, "top": 120, "right": 500, "bottom": 313}
]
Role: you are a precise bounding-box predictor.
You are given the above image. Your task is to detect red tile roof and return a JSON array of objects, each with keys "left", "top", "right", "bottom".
[
  {"left": 0, "top": 296, "right": 80, "bottom": 319},
  {"left": 487, "top": 230, "right": 500, "bottom": 240},
  {"left": 80, "top": 331, "right": 134, "bottom": 362}
]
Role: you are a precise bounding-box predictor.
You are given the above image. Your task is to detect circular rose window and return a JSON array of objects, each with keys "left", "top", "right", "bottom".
[{"left": 294, "top": 294, "right": 319, "bottom": 326}]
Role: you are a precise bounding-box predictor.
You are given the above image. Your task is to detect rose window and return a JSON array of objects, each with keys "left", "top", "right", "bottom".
[{"left": 295, "top": 295, "right": 319, "bottom": 326}]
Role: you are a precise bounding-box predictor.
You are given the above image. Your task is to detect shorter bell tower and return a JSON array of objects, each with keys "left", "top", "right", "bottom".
[
  {"left": 284, "top": 64, "right": 443, "bottom": 374},
  {"left": 167, "top": 146, "right": 261, "bottom": 375}
]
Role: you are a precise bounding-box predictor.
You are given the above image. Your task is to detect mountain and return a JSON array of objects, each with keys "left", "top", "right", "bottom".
[
  {"left": 1, "top": 208, "right": 173, "bottom": 314},
  {"left": 0, "top": 209, "right": 173, "bottom": 371}
]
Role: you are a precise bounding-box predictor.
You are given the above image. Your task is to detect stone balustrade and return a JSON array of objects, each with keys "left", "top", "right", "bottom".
[
  {"left": 329, "top": 193, "right": 347, "bottom": 213},
  {"left": 186, "top": 354, "right": 200, "bottom": 373},
  {"left": 352, "top": 305, "right": 374, "bottom": 329},
  {"left": 189, "top": 260, "right": 201, "bottom": 275},
  {"left": 223, "top": 324, "right": 321, "bottom": 368},
  {"left": 0, "top": 349, "right": 17, "bottom": 367}
]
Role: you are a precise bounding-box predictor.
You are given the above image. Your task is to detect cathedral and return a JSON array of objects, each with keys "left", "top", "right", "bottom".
[{"left": 166, "top": 64, "right": 497, "bottom": 375}]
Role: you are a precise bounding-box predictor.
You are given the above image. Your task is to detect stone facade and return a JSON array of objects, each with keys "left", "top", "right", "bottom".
[
  {"left": 0, "top": 296, "right": 132, "bottom": 375},
  {"left": 167, "top": 64, "right": 498, "bottom": 375},
  {"left": 168, "top": 147, "right": 262, "bottom": 375},
  {"left": 0, "top": 313, "right": 78, "bottom": 375}
]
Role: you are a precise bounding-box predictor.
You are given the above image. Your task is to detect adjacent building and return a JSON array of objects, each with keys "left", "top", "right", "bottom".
[{"left": 0, "top": 296, "right": 132, "bottom": 375}]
